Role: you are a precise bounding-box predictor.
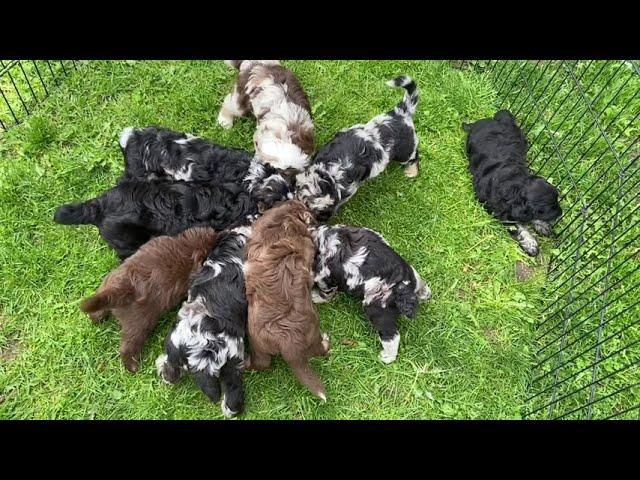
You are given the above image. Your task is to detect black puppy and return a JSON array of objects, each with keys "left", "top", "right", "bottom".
[
  {"left": 156, "top": 225, "right": 250, "bottom": 418},
  {"left": 462, "top": 110, "right": 562, "bottom": 256},
  {"left": 54, "top": 160, "right": 293, "bottom": 260},
  {"left": 311, "top": 224, "right": 431, "bottom": 364},
  {"left": 119, "top": 126, "right": 253, "bottom": 183},
  {"left": 295, "top": 76, "right": 420, "bottom": 222}
]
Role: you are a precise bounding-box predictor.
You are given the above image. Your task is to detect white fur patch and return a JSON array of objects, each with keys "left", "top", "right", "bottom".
[
  {"left": 256, "top": 137, "right": 309, "bottom": 171},
  {"left": 203, "top": 260, "right": 223, "bottom": 277},
  {"left": 164, "top": 163, "right": 193, "bottom": 181},
  {"left": 155, "top": 354, "right": 172, "bottom": 384},
  {"left": 343, "top": 247, "right": 368, "bottom": 290},
  {"left": 363, "top": 277, "right": 393, "bottom": 307},
  {"left": 119, "top": 127, "right": 134, "bottom": 149},
  {"left": 221, "top": 394, "right": 238, "bottom": 418},
  {"left": 379, "top": 333, "right": 400, "bottom": 364}
]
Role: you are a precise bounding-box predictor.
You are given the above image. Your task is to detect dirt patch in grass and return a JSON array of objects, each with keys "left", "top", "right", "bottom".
[
  {"left": 0, "top": 334, "right": 21, "bottom": 363},
  {"left": 515, "top": 261, "right": 536, "bottom": 282}
]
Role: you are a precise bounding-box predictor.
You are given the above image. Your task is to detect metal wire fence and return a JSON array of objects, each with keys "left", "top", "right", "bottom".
[
  {"left": 474, "top": 60, "right": 640, "bottom": 419},
  {"left": 0, "top": 60, "right": 82, "bottom": 132}
]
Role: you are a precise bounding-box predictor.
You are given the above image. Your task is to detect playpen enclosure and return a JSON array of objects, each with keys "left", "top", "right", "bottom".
[{"left": 1, "top": 59, "right": 638, "bottom": 419}]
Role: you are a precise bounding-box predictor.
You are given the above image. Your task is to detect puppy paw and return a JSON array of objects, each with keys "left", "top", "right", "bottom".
[
  {"left": 321, "top": 333, "right": 331, "bottom": 356},
  {"left": 532, "top": 220, "right": 553, "bottom": 237},
  {"left": 311, "top": 289, "right": 329, "bottom": 304},
  {"left": 221, "top": 394, "right": 239, "bottom": 418},
  {"left": 404, "top": 163, "right": 419, "bottom": 178},
  {"left": 514, "top": 225, "right": 539, "bottom": 257},
  {"left": 122, "top": 356, "right": 139, "bottom": 373},
  {"left": 379, "top": 350, "right": 397, "bottom": 364},
  {"left": 217, "top": 112, "right": 234, "bottom": 129},
  {"left": 519, "top": 236, "right": 539, "bottom": 256},
  {"left": 379, "top": 334, "right": 400, "bottom": 364},
  {"left": 88, "top": 310, "right": 108, "bottom": 324}
]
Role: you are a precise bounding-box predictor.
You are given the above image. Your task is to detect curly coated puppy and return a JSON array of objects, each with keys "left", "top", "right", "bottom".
[
  {"left": 53, "top": 159, "right": 293, "bottom": 260},
  {"left": 295, "top": 75, "right": 420, "bottom": 222},
  {"left": 79, "top": 227, "right": 217, "bottom": 372},
  {"left": 218, "top": 60, "right": 314, "bottom": 173},
  {"left": 156, "top": 226, "right": 250, "bottom": 418},
  {"left": 119, "top": 126, "right": 253, "bottom": 183},
  {"left": 311, "top": 224, "right": 431, "bottom": 364},
  {"left": 462, "top": 109, "right": 562, "bottom": 256},
  {"left": 244, "top": 200, "right": 330, "bottom": 401}
]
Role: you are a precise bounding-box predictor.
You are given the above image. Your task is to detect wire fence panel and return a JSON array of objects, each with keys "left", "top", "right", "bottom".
[
  {"left": 0, "top": 60, "right": 81, "bottom": 132},
  {"left": 474, "top": 60, "right": 640, "bottom": 419}
]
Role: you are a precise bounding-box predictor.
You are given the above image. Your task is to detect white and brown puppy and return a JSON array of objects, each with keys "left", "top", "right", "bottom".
[{"left": 218, "top": 60, "right": 315, "bottom": 173}]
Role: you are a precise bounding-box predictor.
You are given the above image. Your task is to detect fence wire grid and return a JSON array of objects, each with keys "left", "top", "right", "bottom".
[
  {"left": 0, "top": 60, "right": 82, "bottom": 132},
  {"left": 1, "top": 60, "right": 638, "bottom": 419},
  {"left": 473, "top": 60, "right": 640, "bottom": 420}
]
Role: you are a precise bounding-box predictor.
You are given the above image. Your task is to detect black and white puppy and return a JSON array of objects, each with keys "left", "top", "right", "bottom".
[
  {"left": 156, "top": 226, "right": 250, "bottom": 418},
  {"left": 53, "top": 161, "right": 293, "bottom": 260},
  {"left": 310, "top": 224, "right": 431, "bottom": 364},
  {"left": 295, "top": 76, "right": 420, "bottom": 222},
  {"left": 463, "top": 110, "right": 562, "bottom": 256},
  {"left": 119, "top": 126, "right": 254, "bottom": 183}
]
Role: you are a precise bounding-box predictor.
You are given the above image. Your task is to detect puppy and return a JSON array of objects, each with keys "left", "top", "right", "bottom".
[
  {"left": 218, "top": 60, "right": 314, "bottom": 173},
  {"left": 462, "top": 110, "right": 562, "bottom": 256},
  {"left": 119, "top": 126, "right": 253, "bottom": 183},
  {"left": 156, "top": 226, "right": 250, "bottom": 418},
  {"left": 79, "top": 227, "right": 218, "bottom": 372},
  {"left": 54, "top": 159, "right": 293, "bottom": 260},
  {"left": 244, "top": 200, "right": 330, "bottom": 401},
  {"left": 311, "top": 225, "right": 431, "bottom": 364},
  {"left": 296, "top": 75, "right": 420, "bottom": 222}
]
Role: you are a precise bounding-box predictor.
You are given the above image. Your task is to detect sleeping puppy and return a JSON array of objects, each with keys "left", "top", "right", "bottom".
[
  {"left": 218, "top": 60, "right": 314, "bottom": 173},
  {"left": 53, "top": 159, "right": 293, "bottom": 260},
  {"left": 156, "top": 226, "right": 250, "bottom": 418},
  {"left": 462, "top": 110, "right": 562, "bottom": 256},
  {"left": 311, "top": 224, "right": 431, "bottom": 364},
  {"left": 244, "top": 200, "right": 330, "bottom": 401},
  {"left": 296, "top": 76, "right": 420, "bottom": 222},
  {"left": 119, "top": 126, "right": 253, "bottom": 183},
  {"left": 80, "top": 226, "right": 217, "bottom": 372}
]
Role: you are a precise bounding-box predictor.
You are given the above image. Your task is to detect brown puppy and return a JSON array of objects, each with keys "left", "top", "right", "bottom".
[
  {"left": 80, "top": 227, "right": 217, "bottom": 372},
  {"left": 244, "top": 200, "right": 330, "bottom": 401}
]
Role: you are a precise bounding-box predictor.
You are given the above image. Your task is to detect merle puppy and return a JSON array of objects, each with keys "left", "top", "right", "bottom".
[
  {"left": 295, "top": 75, "right": 420, "bottom": 222},
  {"left": 156, "top": 226, "right": 250, "bottom": 418},
  {"left": 462, "top": 110, "right": 562, "bottom": 256},
  {"left": 54, "top": 160, "right": 293, "bottom": 260},
  {"left": 119, "top": 126, "right": 253, "bottom": 183},
  {"left": 311, "top": 224, "right": 431, "bottom": 364}
]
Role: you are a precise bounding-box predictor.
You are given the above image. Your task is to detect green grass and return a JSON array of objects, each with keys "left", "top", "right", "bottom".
[{"left": 0, "top": 60, "right": 549, "bottom": 419}]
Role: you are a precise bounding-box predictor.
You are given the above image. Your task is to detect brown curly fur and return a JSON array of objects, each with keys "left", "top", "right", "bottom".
[
  {"left": 244, "top": 200, "right": 330, "bottom": 400},
  {"left": 80, "top": 227, "right": 217, "bottom": 372}
]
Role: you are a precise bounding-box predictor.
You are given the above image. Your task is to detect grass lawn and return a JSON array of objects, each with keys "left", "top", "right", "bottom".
[{"left": 0, "top": 60, "right": 550, "bottom": 419}]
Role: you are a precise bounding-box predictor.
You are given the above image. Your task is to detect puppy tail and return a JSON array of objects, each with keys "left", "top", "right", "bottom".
[
  {"left": 80, "top": 284, "right": 135, "bottom": 314},
  {"left": 287, "top": 357, "right": 327, "bottom": 402},
  {"left": 54, "top": 199, "right": 101, "bottom": 225},
  {"left": 386, "top": 75, "right": 419, "bottom": 117}
]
